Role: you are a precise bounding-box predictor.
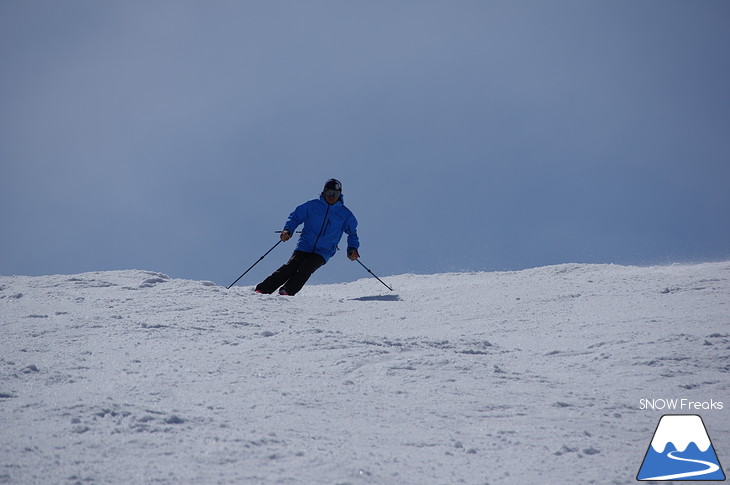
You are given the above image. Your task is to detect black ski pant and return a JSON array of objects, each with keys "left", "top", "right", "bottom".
[{"left": 255, "top": 250, "right": 326, "bottom": 295}]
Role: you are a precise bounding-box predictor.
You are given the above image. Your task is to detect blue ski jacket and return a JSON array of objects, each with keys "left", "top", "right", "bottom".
[{"left": 283, "top": 195, "right": 359, "bottom": 262}]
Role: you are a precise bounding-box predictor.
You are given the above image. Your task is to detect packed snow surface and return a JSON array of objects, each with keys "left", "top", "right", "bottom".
[{"left": 1, "top": 262, "right": 729, "bottom": 484}]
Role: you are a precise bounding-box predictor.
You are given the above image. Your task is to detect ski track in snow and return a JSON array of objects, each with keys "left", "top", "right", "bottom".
[
  {"left": 641, "top": 450, "right": 721, "bottom": 481},
  {"left": 1, "top": 263, "right": 729, "bottom": 484}
]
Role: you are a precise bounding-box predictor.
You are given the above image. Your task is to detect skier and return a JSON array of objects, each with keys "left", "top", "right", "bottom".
[{"left": 255, "top": 179, "right": 360, "bottom": 296}]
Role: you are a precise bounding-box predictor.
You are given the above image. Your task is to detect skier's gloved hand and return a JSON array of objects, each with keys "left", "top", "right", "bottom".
[
  {"left": 280, "top": 230, "right": 292, "bottom": 242},
  {"left": 347, "top": 247, "right": 359, "bottom": 261}
]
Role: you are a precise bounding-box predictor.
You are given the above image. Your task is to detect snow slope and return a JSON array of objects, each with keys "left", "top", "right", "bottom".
[{"left": 1, "top": 262, "right": 729, "bottom": 484}]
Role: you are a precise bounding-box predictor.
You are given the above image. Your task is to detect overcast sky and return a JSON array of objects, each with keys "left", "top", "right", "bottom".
[{"left": 1, "top": 1, "right": 729, "bottom": 287}]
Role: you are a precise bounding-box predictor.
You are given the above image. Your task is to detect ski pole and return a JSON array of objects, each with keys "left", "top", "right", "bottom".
[
  {"left": 356, "top": 258, "right": 394, "bottom": 291},
  {"left": 227, "top": 240, "right": 282, "bottom": 289}
]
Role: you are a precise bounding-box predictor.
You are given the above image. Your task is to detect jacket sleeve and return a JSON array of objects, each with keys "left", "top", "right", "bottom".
[
  {"left": 284, "top": 201, "right": 309, "bottom": 233},
  {"left": 344, "top": 212, "right": 359, "bottom": 250}
]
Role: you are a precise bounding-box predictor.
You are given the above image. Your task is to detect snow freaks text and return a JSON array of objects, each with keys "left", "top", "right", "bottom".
[{"left": 639, "top": 399, "right": 724, "bottom": 411}]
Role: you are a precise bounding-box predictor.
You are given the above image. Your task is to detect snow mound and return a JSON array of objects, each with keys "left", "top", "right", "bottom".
[{"left": 1, "top": 262, "right": 729, "bottom": 484}]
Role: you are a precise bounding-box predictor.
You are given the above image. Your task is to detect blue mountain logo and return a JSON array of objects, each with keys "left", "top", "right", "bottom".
[{"left": 637, "top": 415, "right": 726, "bottom": 481}]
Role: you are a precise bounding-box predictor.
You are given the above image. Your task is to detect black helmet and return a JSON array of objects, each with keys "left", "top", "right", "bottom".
[
  {"left": 323, "top": 178, "right": 342, "bottom": 200},
  {"left": 323, "top": 178, "right": 342, "bottom": 192}
]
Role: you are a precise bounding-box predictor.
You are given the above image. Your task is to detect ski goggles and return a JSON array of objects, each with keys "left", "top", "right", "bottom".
[{"left": 323, "top": 189, "right": 341, "bottom": 199}]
